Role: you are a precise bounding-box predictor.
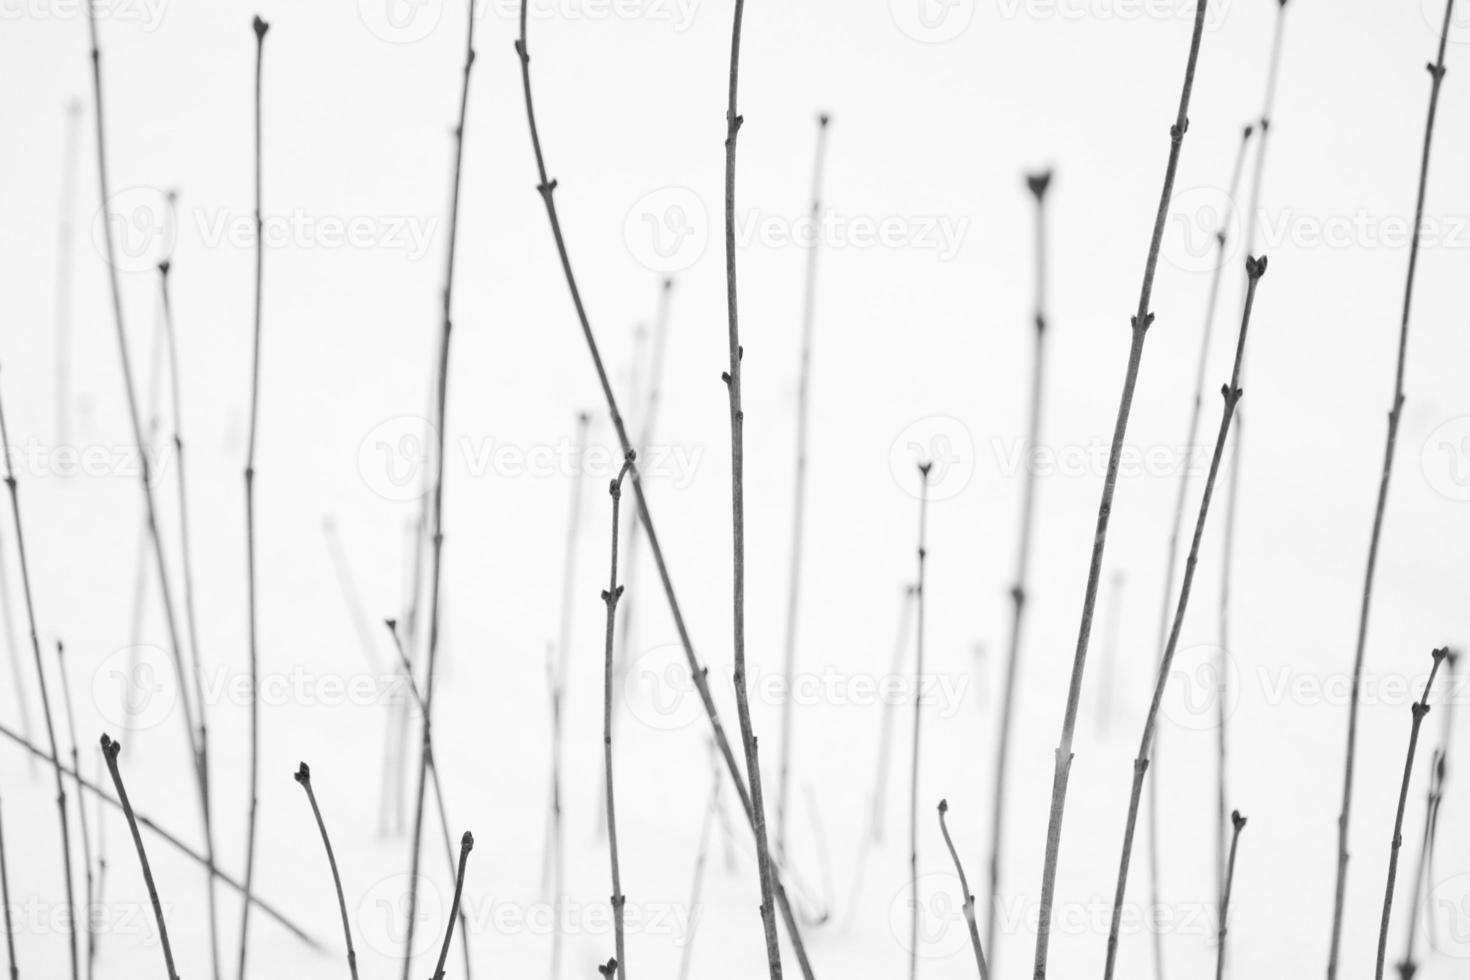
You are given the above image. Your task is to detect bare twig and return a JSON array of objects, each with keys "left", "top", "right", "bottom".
[
  {"left": 0, "top": 798, "right": 17, "bottom": 980},
  {"left": 872, "top": 584, "right": 917, "bottom": 844},
  {"left": 987, "top": 167, "right": 1051, "bottom": 970},
  {"left": 1032, "top": 4, "right": 1210, "bottom": 974},
  {"left": 678, "top": 743, "right": 723, "bottom": 980},
  {"left": 1101, "top": 255, "right": 1269, "bottom": 980},
  {"left": 432, "top": 833, "right": 475, "bottom": 980},
  {"left": 602, "top": 455, "right": 635, "bottom": 979},
  {"left": 1375, "top": 649, "right": 1449, "bottom": 980},
  {"left": 0, "top": 721, "right": 322, "bottom": 949},
  {"left": 776, "top": 111, "right": 833, "bottom": 858},
  {"left": 402, "top": 2, "right": 476, "bottom": 973},
  {"left": 54, "top": 98, "right": 82, "bottom": 456},
  {"left": 909, "top": 461, "right": 932, "bottom": 979},
  {"left": 1397, "top": 749, "right": 1444, "bottom": 979},
  {"left": 939, "top": 800, "right": 989, "bottom": 979},
  {"left": 55, "top": 642, "right": 96, "bottom": 980},
  {"left": 294, "top": 763, "right": 360, "bottom": 980},
  {"left": 100, "top": 734, "right": 178, "bottom": 980},
  {"left": 0, "top": 370, "right": 78, "bottom": 980},
  {"left": 157, "top": 254, "right": 222, "bottom": 980},
  {"left": 512, "top": 6, "right": 813, "bottom": 971},
  {"left": 1329, "top": 7, "right": 1454, "bottom": 976},
  {"left": 1215, "top": 810, "right": 1247, "bottom": 980}
]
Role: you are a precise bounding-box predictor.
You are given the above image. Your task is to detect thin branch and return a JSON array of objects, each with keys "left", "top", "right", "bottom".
[
  {"left": 1375, "top": 649, "right": 1449, "bottom": 980},
  {"left": 1032, "top": 4, "right": 1210, "bottom": 974},
  {"left": 432, "top": 833, "right": 475, "bottom": 980},
  {"left": 1397, "top": 747, "right": 1444, "bottom": 978},
  {"left": 100, "top": 735, "right": 178, "bottom": 980},
  {"left": 1329, "top": 6, "right": 1454, "bottom": 976},
  {"left": 1215, "top": 810, "right": 1247, "bottom": 980},
  {"left": 776, "top": 111, "right": 832, "bottom": 857},
  {"left": 294, "top": 763, "right": 360, "bottom": 980},
  {"left": 1101, "top": 255, "right": 1268, "bottom": 980},
  {"left": 157, "top": 254, "right": 222, "bottom": 980},
  {"left": 872, "top": 584, "right": 917, "bottom": 844},
  {"left": 0, "top": 798, "right": 16, "bottom": 980},
  {"left": 403, "top": 2, "right": 477, "bottom": 973},
  {"left": 678, "top": 744, "right": 723, "bottom": 980},
  {"left": 0, "top": 721, "right": 322, "bottom": 949},
  {"left": 55, "top": 642, "right": 96, "bottom": 980},
  {"left": 602, "top": 455, "right": 635, "bottom": 980},
  {"left": 909, "top": 462, "right": 932, "bottom": 979},
  {"left": 0, "top": 370, "right": 79, "bottom": 980},
  {"left": 987, "top": 167, "right": 1051, "bottom": 971},
  {"left": 512, "top": 6, "right": 814, "bottom": 971},
  {"left": 939, "top": 800, "right": 989, "bottom": 979},
  {"left": 54, "top": 98, "right": 83, "bottom": 456}
]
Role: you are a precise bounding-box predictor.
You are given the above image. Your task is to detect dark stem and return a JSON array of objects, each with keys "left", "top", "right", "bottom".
[
  {"left": 1101, "top": 256, "right": 1268, "bottom": 980},
  {"left": 432, "top": 833, "right": 475, "bottom": 980},
  {"left": 872, "top": 584, "right": 917, "bottom": 844},
  {"left": 100, "top": 735, "right": 179, "bottom": 980},
  {"left": 1375, "top": 650, "right": 1449, "bottom": 980},
  {"left": 776, "top": 112, "right": 832, "bottom": 858},
  {"left": 512, "top": 5, "right": 814, "bottom": 971},
  {"left": 939, "top": 800, "right": 989, "bottom": 979},
  {"left": 1215, "top": 810, "right": 1247, "bottom": 980},
  {"left": 987, "top": 167, "right": 1051, "bottom": 970},
  {"left": 1032, "top": 4, "right": 1210, "bottom": 975},
  {"left": 402, "top": 2, "right": 476, "bottom": 974},
  {"left": 294, "top": 764, "right": 360, "bottom": 980},
  {"left": 1329, "top": 6, "right": 1453, "bottom": 977},
  {"left": 909, "top": 462, "right": 932, "bottom": 979},
  {"left": 0, "top": 798, "right": 17, "bottom": 980},
  {"left": 0, "top": 372, "right": 79, "bottom": 980},
  {"left": 55, "top": 642, "right": 96, "bottom": 980},
  {"left": 603, "top": 455, "right": 635, "bottom": 980}
]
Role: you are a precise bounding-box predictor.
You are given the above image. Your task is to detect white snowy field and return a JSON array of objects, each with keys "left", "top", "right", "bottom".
[{"left": 2, "top": 0, "right": 1470, "bottom": 977}]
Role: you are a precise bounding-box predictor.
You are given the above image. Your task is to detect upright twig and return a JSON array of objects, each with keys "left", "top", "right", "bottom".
[
  {"left": 602, "top": 455, "right": 635, "bottom": 980},
  {"left": 402, "top": 2, "right": 476, "bottom": 972},
  {"left": 294, "top": 763, "right": 360, "bottom": 980},
  {"left": 1374, "top": 649, "right": 1448, "bottom": 980},
  {"left": 100, "top": 735, "right": 178, "bottom": 980},
  {"left": 0, "top": 721, "right": 322, "bottom": 949},
  {"left": 1031, "top": 4, "right": 1210, "bottom": 975},
  {"left": 1421, "top": 650, "right": 1457, "bottom": 959},
  {"left": 158, "top": 254, "right": 223, "bottom": 980},
  {"left": 238, "top": 19, "right": 270, "bottom": 979},
  {"left": 0, "top": 371, "right": 78, "bottom": 980},
  {"left": 939, "top": 800, "right": 989, "bottom": 979},
  {"left": 776, "top": 112, "right": 832, "bottom": 858},
  {"left": 55, "top": 642, "right": 96, "bottom": 980},
  {"left": 909, "top": 462, "right": 932, "bottom": 978},
  {"left": 872, "top": 584, "right": 917, "bottom": 844},
  {"left": 1215, "top": 810, "right": 1247, "bottom": 980},
  {"left": 1147, "top": 123, "right": 1253, "bottom": 980},
  {"left": 986, "top": 168, "right": 1051, "bottom": 970},
  {"left": 1397, "top": 749, "right": 1445, "bottom": 980},
  {"left": 54, "top": 98, "right": 82, "bottom": 456},
  {"left": 678, "top": 743, "right": 723, "bottom": 980},
  {"left": 1329, "top": 8, "right": 1454, "bottom": 976},
  {"left": 513, "top": 6, "right": 814, "bottom": 970},
  {"left": 0, "top": 525, "right": 29, "bottom": 777},
  {"left": 719, "top": 2, "right": 783, "bottom": 973},
  {"left": 1101, "top": 255, "right": 1268, "bottom": 980},
  {"left": 0, "top": 799, "right": 17, "bottom": 980},
  {"left": 432, "top": 833, "right": 475, "bottom": 980}
]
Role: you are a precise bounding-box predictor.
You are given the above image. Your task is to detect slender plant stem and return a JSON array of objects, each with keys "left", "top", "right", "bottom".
[
  {"left": 986, "top": 168, "right": 1051, "bottom": 970},
  {"left": 0, "top": 721, "right": 321, "bottom": 948},
  {"left": 237, "top": 20, "right": 270, "bottom": 979},
  {"left": 679, "top": 746, "right": 722, "bottom": 980},
  {"left": 0, "top": 372, "right": 79, "bottom": 980},
  {"left": 719, "top": 2, "right": 783, "bottom": 972},
  {"left": 322, "top": 519, "right": 386, "bottom": 675},
  {"left": 1329, "top": 8, "right": 1454, "bottom": 977},
  {"left": 432, "top": 833, "right": 475, "bottom": 980},
  {"left": 403, "top": 4, "right": 476, "bottom": 973},
  {"left": 1101, "top": 255, "right": 1268, "bottom": 980},
  {"left": 872, "top": 584, "right": 917, "bottom": 843},
  {"left": 776, "top": 112, "right": 832, "bottom": 858},
  {"left": 512, "top": 8, "right": 814, "bottom": 972},
  {"left": 1374, "top": 650, "right": 1448, "bottom": 980},
  {"left": 157, "top": 255, "right": 222, "bottom": 980},
  {"left": 1421, "top": 651, "right": 1457, "bottom": 959},
  {"left": 909, "top": 463, "right": 932, "bottom": 978},
  {"left": 939, "top": 801, "right": 989, "bottom": 979},
  {"left": 602, "top": 455, "right": 635, "bottom": 980},
  {"left": 55, "top": 642, "right": 96, "bottom": 980},
  {"left": 1397, "top": 750, "right": 1443, "bottom": 980},
  {"left": 294, "top": 764, "right": 360, "bottom": 980},
  {"left": 100, "top": 735, "right": 178, "bottom": 979},
  {"left": 1031, "top": 5, "right": 1210, "bottom": 975},
  {"left": 0, "top": 524, "right": 29, "bottom": 778},
  {"left": 54, "top": 98, "right": 82, "bottom": 457},
  {"left": 0, "top": 798, "right": 17, "bottom": 980},
  {"left": 1215, "top": 810, "right": 1247, "bottom": 980}
]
